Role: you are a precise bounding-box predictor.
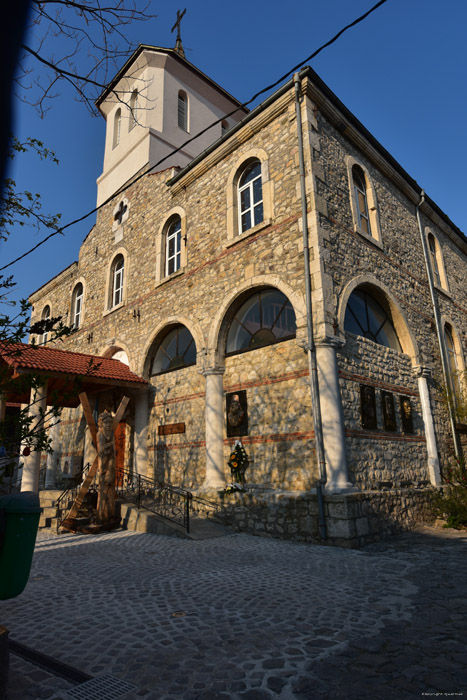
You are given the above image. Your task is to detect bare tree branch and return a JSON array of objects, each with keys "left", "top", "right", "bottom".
[{"left": 16, "top": 0, "right": 157, "bottom": 117}]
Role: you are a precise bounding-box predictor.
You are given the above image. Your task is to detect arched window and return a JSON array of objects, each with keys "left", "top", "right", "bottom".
[
  {"left": 129, "top": 90, "right": 139, "bottom": 131},
  {"left": 110, "top": 255, "right": 124, "bottom": 308},
  {"left": 41, "top": 305, "right": 50, "bottom": 345},
  {"left": 71, "top": 283, "right": 83, "bottom": 330},
  {"left": 238, "top": 160, "right": 263, "bottom": 234},
  {"left": 166, "top": 217, "right": 182, "bottom": 276},
  {"left": 151, "top": 325, "right": 196, "bottom": 375},
  {"left": 445, "top": 324, "right": 461, "bottom": 398},
  {"left": 178, "top": 91, "right": 188, "bottom": 131},
  {"left": 113, "top": 108, "right": 121, "bottom": 148},
  {"left": 352, "top": 165, "right": 371, "bottom": 236},
  {"left": 426, "top": 232, "right": 448, "bottom": 290},
  {"left": 344, "top": 288, "right": 401, "bottom": 351},
  {"left": 226, "top": 288, "right": 296, "bottom": 355}
]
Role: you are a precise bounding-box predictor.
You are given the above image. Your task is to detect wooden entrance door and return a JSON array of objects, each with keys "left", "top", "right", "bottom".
[{"left": 115, "top": 421, "right": 126, "bottom": 488}]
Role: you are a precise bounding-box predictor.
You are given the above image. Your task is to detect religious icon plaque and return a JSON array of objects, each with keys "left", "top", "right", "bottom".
[
  {"left": 360, "top": 384, "right": 377, "bottom": 430},
  {"left": 400, "top": 396, "right": 414, "bottom": 434},
  {"left": 381, "top": 391, "right": 397, "bottom": 432},
  {"left": 226, "top": 390, "right": 248, "bottom": 437}
]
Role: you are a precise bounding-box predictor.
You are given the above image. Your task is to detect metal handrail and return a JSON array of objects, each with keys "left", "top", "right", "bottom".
[{"left": 116, "top": 468, "right": 192, "bottom": 532}]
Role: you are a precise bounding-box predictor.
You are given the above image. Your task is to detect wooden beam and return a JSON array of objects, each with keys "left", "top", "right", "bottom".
[
  {"left": 64, "top": 455, "right": 99, "bottom": 522},
  {"left": 79, "top": 392, "right": 98, "bottom": 449},
  {"left": 112, "top": 395, "right": 130, "bottom": 431}
]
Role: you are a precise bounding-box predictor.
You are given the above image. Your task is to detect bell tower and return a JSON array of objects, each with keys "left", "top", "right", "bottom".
[{"left": 95, "top": 41, "right": 247, "bottom": 206}]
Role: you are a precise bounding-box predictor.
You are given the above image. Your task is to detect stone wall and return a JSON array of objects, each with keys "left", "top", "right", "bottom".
[
  {"left": 27, "top": 75, "right": 467, "bottom": 509},
  {"left": 213, "top": 487, "right": 435, "bottom": 548}
]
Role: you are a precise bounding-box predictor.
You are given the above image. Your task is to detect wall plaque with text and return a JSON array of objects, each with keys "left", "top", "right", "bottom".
[{"left": 158, "top": 422, "right": 185, "bottom": 436}]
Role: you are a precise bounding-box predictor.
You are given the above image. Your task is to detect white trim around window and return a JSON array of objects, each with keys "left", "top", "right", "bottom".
[{"left": 345, "top": 155, "right": 382, "bottom": 247}]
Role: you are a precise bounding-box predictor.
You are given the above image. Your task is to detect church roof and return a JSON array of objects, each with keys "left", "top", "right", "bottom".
[
  {"left": 95, "top": 44, "right": 248, "bottom": 114},
  {"left": 0, "top": 342, "right": 146, "bottom": 385}
]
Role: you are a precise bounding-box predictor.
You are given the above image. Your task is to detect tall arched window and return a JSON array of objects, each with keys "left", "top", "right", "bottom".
[
  {"left": 71, "top": 283, "right": 83, "bottom": 330},
  {"left": 110, "top": 255, "right": 124, "bottom": 308},
  {"left": 178, "top": 91, "right": 188, "bottom": 131},
  {"left": 113, "top": 108, "right": 121, "bottom": 148},
  {"left": 166, "top": 217, "right": 182, "bottom": 276},
  {"left": 151, "top": 325, "right": 196, "bottom": 375},
  {"left": 352, "top": 165, "right": 371, "bottom": 236},
  {"left": 238, "top": 160, "right": 263, "bottom": 234},
  {"left": 41, "top": 305, "right": 50, "bottom": 345},
  {"left": 344, "top": 288, "right": 401, "bottom": 351},
  {"left": 445, "top": 323, "right": 461, "bottom": 398},
  {"left": 226, "top": 288, "right": 296, "bottom": 355},
  {"left": 129, "top": 90, "right": 139, "bottom": 131}
]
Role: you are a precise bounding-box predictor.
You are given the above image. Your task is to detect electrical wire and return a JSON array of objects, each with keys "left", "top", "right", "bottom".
[{"left": 0, "top": 0, "right": 389, "bottom": 272}]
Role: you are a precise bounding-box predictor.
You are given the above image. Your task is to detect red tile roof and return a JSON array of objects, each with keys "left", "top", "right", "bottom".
[{"left": 0, "top": 342, "right": 147, "bottom": 385}]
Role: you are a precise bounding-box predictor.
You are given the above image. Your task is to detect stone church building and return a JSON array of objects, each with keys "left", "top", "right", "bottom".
[{"left": 23, "top": 43, "right": 467, "bottom": 544}]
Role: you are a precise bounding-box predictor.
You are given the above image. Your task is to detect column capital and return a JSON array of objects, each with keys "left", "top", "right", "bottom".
[
  {"left": 315, "top": 335, "right": 345, "bottom": 350},
  {"left": 412, "top": 365, "right": 432, "bottom": 379},
  {"left": 199, "top": 365, "right": 225, "bottom": 378}
]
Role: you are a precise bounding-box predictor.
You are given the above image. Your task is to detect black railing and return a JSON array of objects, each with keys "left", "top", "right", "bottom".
[
  {"left": 190, "top": 494, "right": 223, "bottom": 522},
  {"left": 55, "top": 462, "right": 94, "bottom": 532},
  {"left": 116, "top": 469, "right": 192, "bottom": 532}
]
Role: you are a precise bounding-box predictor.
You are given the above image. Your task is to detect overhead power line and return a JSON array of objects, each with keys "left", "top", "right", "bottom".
[{"left": 1, "top": 0, "right": 389, "bottom": 273}]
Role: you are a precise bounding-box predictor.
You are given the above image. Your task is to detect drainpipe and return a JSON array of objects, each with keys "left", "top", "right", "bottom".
[
  {"left": 294, "top": 72, "right": 327, "bottom": 540},
  {"left": 416, "top": 191, "right": 462, "bottom": 462}
]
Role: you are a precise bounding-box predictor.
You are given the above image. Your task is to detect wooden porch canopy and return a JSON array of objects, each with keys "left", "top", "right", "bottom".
[{"left": 0, "top": 342, "right": 148, "bottom": 407}]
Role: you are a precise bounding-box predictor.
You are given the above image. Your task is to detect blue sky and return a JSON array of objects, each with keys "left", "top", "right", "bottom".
[{"left": 2, "top": 0, "right": 466, "bottom": 312}]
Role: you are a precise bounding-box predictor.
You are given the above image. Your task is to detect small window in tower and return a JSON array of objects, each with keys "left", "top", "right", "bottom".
[
  {"left": 129, "top": 90, "right": 139, "bottom": 131},
  {"left": 71, "top": 283, "right": 83, "bottom": 330},
  {"left": 178, "top": 91, "right": 188, "bottom": 131},
  {"left": 113, "top": 108, "right": 121, "bottom": 149},
  {"left": 41, "top": 305, "right": 51, "bottom": 345}
]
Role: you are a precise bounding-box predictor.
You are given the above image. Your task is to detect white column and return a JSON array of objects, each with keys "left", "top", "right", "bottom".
[
  {"left": 315, "top": 338, "right": 353, "bottom": 492},
  {"left": 45, "top": 419, "right": 60, "bottom": 488},
  {"left": 21, "top": 381, "right": 48, "bottom": 493},
  {"left": 202, "top": 367, "right": 226, "bottom": 488},
  {"left": 414, "top": 366, "right": 441, "bottom": 486},
  {"left": 134, "top": 389, "right": 149, "bottom": 477}
]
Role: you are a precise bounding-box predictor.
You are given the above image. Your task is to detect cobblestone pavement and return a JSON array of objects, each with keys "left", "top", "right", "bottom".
[{"left": 2, "top": 526, "right": 467, "bottom": 700}]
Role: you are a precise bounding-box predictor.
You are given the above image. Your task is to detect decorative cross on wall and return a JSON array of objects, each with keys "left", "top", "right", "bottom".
[
  {"left": 114, "top": 200, "right": 127, "bottom": 225},
  {"left": 171, "top": 8, "right": 186, "bottom": 42}
]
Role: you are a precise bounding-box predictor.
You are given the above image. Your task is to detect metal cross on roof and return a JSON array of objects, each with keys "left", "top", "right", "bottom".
[{"left": 171, "top": 8, "right": 187, "bottom": 58}]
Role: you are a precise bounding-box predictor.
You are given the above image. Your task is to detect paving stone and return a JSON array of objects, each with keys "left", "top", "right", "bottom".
[{"left": 3, "top": 527, "right": 467, "bottom": 700}]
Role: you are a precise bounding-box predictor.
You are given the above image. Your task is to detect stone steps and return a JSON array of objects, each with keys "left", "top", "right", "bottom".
[
  {"left": 119, "top": 501, "right": 230, "bottom": 539},
  {"left": 36, "top": 489, "right": 230, "bottom": 539}
]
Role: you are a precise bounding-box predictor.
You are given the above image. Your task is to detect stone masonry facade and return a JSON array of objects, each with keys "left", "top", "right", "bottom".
[{"left": 27, "top": 63, "right": 467, "bottom": 543}]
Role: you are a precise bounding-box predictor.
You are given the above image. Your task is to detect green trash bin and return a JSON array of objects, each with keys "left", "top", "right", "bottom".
[{"left": 0, "top": 492, "right": 42, "bottom": 600}]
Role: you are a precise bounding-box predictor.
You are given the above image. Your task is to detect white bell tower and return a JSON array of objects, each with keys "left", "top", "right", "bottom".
[{"left": 95, "top": 44, "right": 247, "bottom": 206}]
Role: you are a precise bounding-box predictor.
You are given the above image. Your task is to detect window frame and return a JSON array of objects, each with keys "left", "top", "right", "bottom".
[
  {"left": 129, "top": 90, "right": 139, "bottom": 131},
  {"left": 178, "top": 91, "right": 188, "bottom": 132},
  {"left": 344, "top": 288, "right": 401, "bottom": 352},
  {"left": 71, "top": 283, "right": 84, "bottom": 330},
  {"left": 165, "top": 216, "right": 182, "bottom": 277},
  {"left": 150, "top": 325, "right": 197, "bottom": 376},
  {"left": 113, "top": 108, "right": 121, "bottom": 149},
  {"left": 237, "top": 159, "right": 264, "bottom": 235},
  {"left": 225, "top": 288, "right": 297, "bottom": 358},
  {"left": 426, "top": 229, "right": 449, "bottom": 293},
  {"left": 41, "top": 305, "right": 51, "bottom": 345},
  {"left": 345, "top": 156, "right": 382, "bottom": 247}
]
